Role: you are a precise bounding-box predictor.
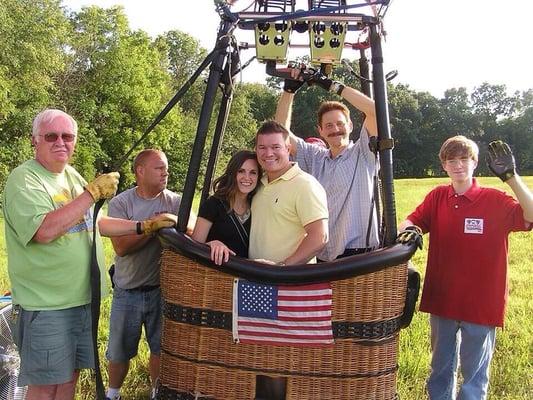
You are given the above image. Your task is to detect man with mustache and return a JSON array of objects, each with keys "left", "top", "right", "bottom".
[{"left": 275, "top": 70, "right": 379, "bottom": 262}]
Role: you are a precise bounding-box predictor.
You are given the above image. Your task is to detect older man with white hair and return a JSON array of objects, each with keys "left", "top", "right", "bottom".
[{"left": 2, "top": 109, "right": 175, "bottom": 400}]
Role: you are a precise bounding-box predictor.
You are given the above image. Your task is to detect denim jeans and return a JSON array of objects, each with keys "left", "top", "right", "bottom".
[
  {"left": 106, "top": 286, "right": 162, "bottom": 362},
  {"left": 427, "top": 315, "right": 496, "bottom": 400}
]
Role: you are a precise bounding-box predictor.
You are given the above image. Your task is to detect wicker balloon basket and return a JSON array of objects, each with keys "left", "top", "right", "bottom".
[{"left": 158, "top": 246, "right": 408, "bottom": 400}]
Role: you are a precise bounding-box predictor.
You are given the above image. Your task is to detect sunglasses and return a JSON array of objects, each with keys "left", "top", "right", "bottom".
[{"left": 40, "top": 132, "right": 76, "bottom": 143}]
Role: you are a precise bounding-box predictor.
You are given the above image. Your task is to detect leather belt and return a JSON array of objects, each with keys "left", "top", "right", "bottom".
[{"left": 125, "top": 285, "right": 160, "bottom": 292}]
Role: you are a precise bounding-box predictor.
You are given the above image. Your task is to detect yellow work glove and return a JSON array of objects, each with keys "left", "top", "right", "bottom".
[
  {"left": 141, "top": 213, "right": 177, "bottom": 235},
  {"left": 85, "top": 172, "right": 120, "bottom": 201}
]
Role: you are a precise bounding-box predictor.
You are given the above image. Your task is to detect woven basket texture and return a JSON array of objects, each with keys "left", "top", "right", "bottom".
[{"left": 159, "top": 249, "right": 407, "bottom": 400}]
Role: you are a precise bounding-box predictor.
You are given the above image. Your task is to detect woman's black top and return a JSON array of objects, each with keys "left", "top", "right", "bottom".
[{"left": 198, "top": 196, "right": 250, "bottom": 258}]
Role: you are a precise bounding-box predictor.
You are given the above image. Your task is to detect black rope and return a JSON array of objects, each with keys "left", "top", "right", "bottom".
[
  {"left": 89, "top": 199, "right": 106, "bottom": 399},
  {"left": 230, "top": 55, "right": 257, "bottom": 77}
]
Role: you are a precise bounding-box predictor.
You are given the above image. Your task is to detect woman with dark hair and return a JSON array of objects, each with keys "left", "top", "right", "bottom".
[{"left": 191, "top": 150, "right": 261, "bottom": 265}]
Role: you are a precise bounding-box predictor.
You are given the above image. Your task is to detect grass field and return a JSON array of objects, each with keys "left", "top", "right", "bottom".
[{"left": 1, "top": 177, "right": 531, "bottom": 399}]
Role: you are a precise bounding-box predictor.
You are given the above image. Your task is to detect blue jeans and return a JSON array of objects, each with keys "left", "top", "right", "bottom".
[
  {"left": 427, "top": 315, "right": 496, "bottom": 400},
  {"left": 106, "top": 286, "right": 162, "bottom": 362}
]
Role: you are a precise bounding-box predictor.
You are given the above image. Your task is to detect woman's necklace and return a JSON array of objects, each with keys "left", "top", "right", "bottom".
[{"left": 234, "top": 207, "right": 251, "bottom": 224}]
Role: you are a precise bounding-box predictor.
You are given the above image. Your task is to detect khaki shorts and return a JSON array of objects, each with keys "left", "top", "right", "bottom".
[{"left": 10, "top": 304, "right": 94, "bottom": 386}]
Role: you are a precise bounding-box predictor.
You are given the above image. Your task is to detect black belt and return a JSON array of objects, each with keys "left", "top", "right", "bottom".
[
  {"left": 318, "top": 247, "right": 372, "bottom": 263},
  {"left": 124, "top": 285, "right": 160, "bottom": 292},
  {"left": 340, "top": 248, "right": 372, "bottom": 257}
]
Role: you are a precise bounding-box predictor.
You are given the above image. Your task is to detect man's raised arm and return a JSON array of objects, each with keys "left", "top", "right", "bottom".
[
  {"left": 275, "top": 84, "right": 301, "bottom": 157},
  {"left": 339, "top": 85, "right": 377, "bottom": 137}
]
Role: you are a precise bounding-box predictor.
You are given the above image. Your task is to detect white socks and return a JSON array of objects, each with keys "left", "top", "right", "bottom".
[{"left": 106, "top": 388, "right": 120, "bottom": 399}]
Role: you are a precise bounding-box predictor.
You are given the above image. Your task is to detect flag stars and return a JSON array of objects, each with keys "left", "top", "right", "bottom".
[{"left": 239, "top": 282, "right": 277, "bottom": 318}]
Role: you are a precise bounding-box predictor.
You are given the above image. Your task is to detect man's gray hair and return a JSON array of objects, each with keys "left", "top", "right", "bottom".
[{"left": 32, "top": 109, "right": 78, "bottom": 138}]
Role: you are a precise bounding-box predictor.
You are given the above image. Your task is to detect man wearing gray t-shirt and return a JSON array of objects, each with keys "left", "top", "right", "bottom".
[
  {"left": 276, "top": 70, "right": 379, "bottom": 262},
  {"left": 105, "top": 149, "right": 193, "bottom": 400}
]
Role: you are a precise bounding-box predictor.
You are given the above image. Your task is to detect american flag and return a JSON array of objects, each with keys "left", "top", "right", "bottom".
[{"left": 232, "top": 279, "right": 334, "bottom": 346}]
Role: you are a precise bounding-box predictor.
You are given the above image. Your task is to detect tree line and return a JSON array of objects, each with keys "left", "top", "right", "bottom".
[{"left": 1, "top": 0, "right": 531, "bottom": 198}]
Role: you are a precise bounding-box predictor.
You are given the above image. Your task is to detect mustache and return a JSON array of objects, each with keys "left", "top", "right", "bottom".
[{"left": 327, "top": 131, "right": 346, "bottom": 137}]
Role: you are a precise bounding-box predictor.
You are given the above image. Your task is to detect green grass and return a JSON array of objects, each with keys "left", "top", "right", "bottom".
[{"left": 1, "top": 177, "right": 531, "bottom": 399}]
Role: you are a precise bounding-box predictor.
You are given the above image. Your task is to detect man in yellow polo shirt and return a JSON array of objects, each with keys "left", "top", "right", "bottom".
[{"left": 250, "top": 120, "right": 328, "bottom": 265}]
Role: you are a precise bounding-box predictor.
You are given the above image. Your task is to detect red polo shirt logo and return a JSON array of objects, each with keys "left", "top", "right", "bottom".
[{"left": 464, "top": 218, "right": 484, "bottom": 234}]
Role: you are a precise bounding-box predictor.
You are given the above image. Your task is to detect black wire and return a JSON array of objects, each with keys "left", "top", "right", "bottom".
[{"left": 342, "top": 59, "right": 373, "bottom": 83}]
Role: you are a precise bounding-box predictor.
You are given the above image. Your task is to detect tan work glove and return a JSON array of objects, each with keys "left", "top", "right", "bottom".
[
  {"left": 85, "top": 172, "right": 120, "bottom": 201},
  {"left": 141, "top": 213, "right": 177, "bottom": 235}
]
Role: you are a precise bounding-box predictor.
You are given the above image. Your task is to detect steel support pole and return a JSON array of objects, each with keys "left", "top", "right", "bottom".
[
  {"left": 201, "top": 90, "right": 234, "bottom": 205},
  {"left": 178, "top": 22, "right": 233, "bottom": 232},
  {"left": 370, "top": 23, "right": 397, "bottom": 245}
]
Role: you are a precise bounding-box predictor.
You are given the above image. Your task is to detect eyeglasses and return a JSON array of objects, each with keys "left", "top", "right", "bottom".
[
  {"left": 40, "top": 132, "right": 76, "bottom": 143},
  {"left": 445, "top": 158, "right": 472, "bottom": 166}
]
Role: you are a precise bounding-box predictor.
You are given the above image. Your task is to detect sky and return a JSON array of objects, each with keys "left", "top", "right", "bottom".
[{"left": 62, "top": 0, "right": 533, "bottom": 98}]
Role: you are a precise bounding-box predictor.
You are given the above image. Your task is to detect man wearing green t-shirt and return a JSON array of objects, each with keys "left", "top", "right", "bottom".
[{"left": 2, "top": 109, "right": 176, "bottom": 400}]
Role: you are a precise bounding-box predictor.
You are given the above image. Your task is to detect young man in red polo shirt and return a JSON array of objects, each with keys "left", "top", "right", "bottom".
[{"left": 398, "top": 136, "right": 533, "bottom": 400}]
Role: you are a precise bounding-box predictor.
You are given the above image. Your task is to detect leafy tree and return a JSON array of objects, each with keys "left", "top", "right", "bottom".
[
  {"left": 413, "top": 91, "right": 449, "bottom": 176},
  {"left": 0, "top": 0, "right": 68, "bottom": 121},
  {"left": 154, "top": 30, "right": 208, "bottom": 114},
  {"left": 469, "top": 83, "right": 519, "bottom": 171},
  {"left": 439, "top": 87, "right": 480, "bottom": 139},
  {"left": 387, "top": 84, "right": 424, "bottom": 177},
  {"left": 518, "top": 89, "right": 533, "bottom": 110},
  {"left": 237, "top": 83, "right": 278, "bottom": 123},
  {"left": 60, "top": 5, "right": 182, "bottom": 189},
  {"left": 471, "top": 82, "right": 518, "bottom": 123},
  {"left": 0, "top": 0, "right": 69, "bottom": 193},
  {"left": 199, "top": 83, "right": 265, "bottom": 189}
]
